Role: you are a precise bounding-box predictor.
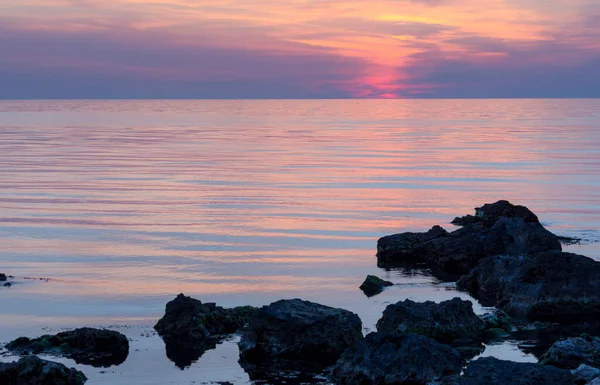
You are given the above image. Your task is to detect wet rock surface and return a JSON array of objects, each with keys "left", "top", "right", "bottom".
[
  {"left": 359, "top": 275, "right": 393, "bottom": 297},
  {"left": 6, "top": 328, "right": 129, "bottom": 367},
  {"left": 238, "top": 299, "right": 362, "bottom": 373},
  {"left": 438, "top": 357, "right": 575, "bottom": 385},
  {"left": 332, "top": 332, "right": 464, "bottom": 385},
  {"left": 377, "top": 201, "right": 561, "bottom": 276},
  {"left": 570, "top": 364, "right": 600, "bottom": 384},
  {"left": 457, "top": 251, "right": 600, "bottom": 324},
  {"left": 154, "top": 293, "right": 257, "bottom": 369},
  {"left": 540, "top": 336, "right": 600, "bottom": 370},
  {"left": 0, "top": 356, "right": 87, "bottom": 385},
  {"left": 376, "top": 298, "right": 486, "bottom": 347}
]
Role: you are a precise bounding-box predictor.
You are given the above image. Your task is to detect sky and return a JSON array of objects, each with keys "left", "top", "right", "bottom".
[{"left": 1, "top": 0, "right": 599, "bottom": 98}]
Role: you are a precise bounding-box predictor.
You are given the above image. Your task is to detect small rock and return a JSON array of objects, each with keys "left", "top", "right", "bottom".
[
  {"left": 359, "top": 275, "right": 393, "bottom": 297},
  {"left": 0, "top": 356, "right": 87, "bottom": 385},
  {"left": 239, "top": 299, "right": 362, "bottom": 373},
  {"left": 3, "top": 282, "right": 11, "bottom": 287},
  {"left": 571, "top": 364, "right": 600, "bottom": 384},
  {"left": 332, "top": 332, "right": 464, "bottom": 385},
  {"left": 540, "top": 336, "right": 600, "bottom": 369},
  {"left": 376, "top": 298, "right": 486, "bottom": 347},
  {"left": 154, "top": 293, "right": 257, "bottom": 368},
  {"left": 0, "top": 273, "right": 6, "bottom": 281},
  {"left": 439, "top": 357, "right": 574, "bottom": 385},
  {"left": 6, "top": 328, "right": 129, "bottom": 367}
]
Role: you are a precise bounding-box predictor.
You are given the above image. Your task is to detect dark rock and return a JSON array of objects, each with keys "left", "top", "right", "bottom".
[
  {"left": 570, "top": 364, "right": 600, "bottom": 384},
  {"left": 0, "top": 356, "right": 87, "bottom": 385},
  {"left": 378, "top": 201, "right": 559, "bottom": 276},
  {"left": 0, "top": 273, "right": 6, "bottom": 281},
  {"left": 451, "top": 215, "right": 482, "bottom": 226},
  {"left": 480, "top": 309, "right": 512, "bottom": 332},
  {"left": 540, "top": 336, "right": 600, "bottom": 370},
  {"left": 377, "top": 225, "right": 448, "bottom": 262},
  {"left": 457, "top": 251, "right": 600, "bottom": 324},
  {"left": 154, "top": 293, "right": 257, "bottom": 369},
  {"left": 3, "top": 282, "right": 11, "bottom": 287},
  {"left": 474, "top": 200, "right": 539, "bottom": 223},
  {"left": 239, "top": 299, "right": 362, "bottom": 373},
  {"left": 331, "top": 332, "right": 464, "bottom": 385},
  {"left": 376, "top": 298, "right": 486, "bottom": 347},
  {"left": 6, "top": 328, "right": 129, "bottom": 367},
  {"left": 439, "top": 357, "right": 575, "bottom": 385},
  {"left": 378, "top": 216, "right": 561, "bottom": 276},
  {"left": 480, "top": 309, "right": 512, "bottom": 340},
  {"left": 359, "top": 275, "right": 393, "bottom": 297}
]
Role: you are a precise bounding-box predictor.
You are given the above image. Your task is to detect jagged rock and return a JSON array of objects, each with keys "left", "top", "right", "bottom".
[
  {"left": 238, "top": 299, "right": 362, "bottom": 373},
  {"left": 332, "top": 332, "right": 464, "bottom": 385},
  {"left": 0, "top": 356, "right": 87, "bottom": 385},
  {"left": 438, "top": 357, "right": 575, "bottom": 385},
  {"left": 376, "top": 298, "right": 486, "bottom": 347},
  {"left": 457, "top": 251, "right": 600, "bottom": 324},
  {"left": 0, "top": 273, "right": 6, "bottom": 281},
  {"left": 154, "top": 294, "right": 257, "bottom": 368},
  {"left": 571, "top": 364, "right": 600, "bottom": 384},
  {"left": 359, "top": 275, "right": 393, "bottom": 297},
  {"left": 6, "top": 328, "right": 128, "bottom": 367},
  {"left": 377, "top": 201, "right": 560, "bottom": 275},
  {"left": 540, "top": 336, "right": 600, "bottom": 369}
]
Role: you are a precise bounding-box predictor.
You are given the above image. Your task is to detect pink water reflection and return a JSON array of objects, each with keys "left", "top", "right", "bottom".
[{"left": 0, "top": 99, "right": 599, "bottom": 307}]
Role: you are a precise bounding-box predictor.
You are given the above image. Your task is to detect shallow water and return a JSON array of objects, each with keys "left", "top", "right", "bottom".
[{"left": 1, "top": 99, "right": 599, "bottom": 383}]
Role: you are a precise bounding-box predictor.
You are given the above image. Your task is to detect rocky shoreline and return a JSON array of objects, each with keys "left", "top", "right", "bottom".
[{"left": 2, "top": 200, "right": 599, "bottom": 385}]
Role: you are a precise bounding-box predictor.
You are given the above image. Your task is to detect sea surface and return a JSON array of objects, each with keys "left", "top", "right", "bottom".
[{"left": 0, "top": 99, "right": 599, "bottom": 384}]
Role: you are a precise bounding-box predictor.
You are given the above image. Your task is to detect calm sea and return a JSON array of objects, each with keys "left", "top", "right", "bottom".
[{"left": 1, "top": 99, "right": 599, "bottom": 384}]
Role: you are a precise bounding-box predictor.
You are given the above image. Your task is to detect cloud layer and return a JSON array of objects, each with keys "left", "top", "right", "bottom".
[{"left": 1, "top": 0, "right": 599, "bottom": 98}]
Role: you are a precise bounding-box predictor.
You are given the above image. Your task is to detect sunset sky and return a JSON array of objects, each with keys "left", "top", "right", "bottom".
[{"left": 1, "top": 0, "right": 599, "bottom": 98}]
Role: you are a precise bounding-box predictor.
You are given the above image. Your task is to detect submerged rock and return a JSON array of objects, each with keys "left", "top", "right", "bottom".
[
  {"left": 154, "top": 293, "right": 257, "bottom": 368},
  {"left": 0, "top": 356, "right": 87, "bottom": 385},
  {"left": 457, "top": 251, "right": 600, "bottom": 324},
  {"left": 238, "top": 299, "right": 362, "bottom": 373},
  {"left": 540, "top": 336, "right": 600, "bottom": 370},
  {"left": 376, "top": 298, "right": 486, "bottom": 347},
  {"left": 377, "top": 201, "right": 560, "bottom": 275},
  {"left": 6, "top": 328, "right": 129, "bottom": 368},
  {"left": 332, "top": 332, "right": 464, "bottom": 385},
  {"left": 359, "top": 275, "right": 393, "bottom": 297},
  {"left": 439, "top": 357, "right": 575, "bottom": 385}
]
